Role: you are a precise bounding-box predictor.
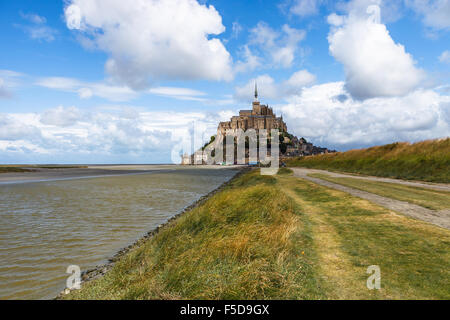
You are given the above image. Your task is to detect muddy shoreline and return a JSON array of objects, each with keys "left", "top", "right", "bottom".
[
  {"left": 56, "top": 167, "right": 249, "bottom": 299},
  {"left": 0, "top": 167, "right": 174, "bottom": 185}
]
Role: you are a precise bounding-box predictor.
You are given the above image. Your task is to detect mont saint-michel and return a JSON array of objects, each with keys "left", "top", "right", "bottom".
[
  {"left": 183, "top": 85, "right": 336, "bottom": 165},
  {"left": 217, "top": 84, "right": 288, "bottom": 135}
]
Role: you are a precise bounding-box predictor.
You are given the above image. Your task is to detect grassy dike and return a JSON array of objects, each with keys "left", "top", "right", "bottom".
[
  {"left": 286, "top": 138, "right": 450, "bottom": 183},
  {"left": 0, "top": 167, "right": 33, "bottom": 173},
  {"left": 0, "top": 165, "right": 88, "bottom": 173},
  {"left": 65, "top": 169, "right": 450, "bottom": 300}
]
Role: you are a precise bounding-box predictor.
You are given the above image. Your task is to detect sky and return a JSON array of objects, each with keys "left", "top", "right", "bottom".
[{"left": 0, "top": 0, "right": 449, "bottom": 164}]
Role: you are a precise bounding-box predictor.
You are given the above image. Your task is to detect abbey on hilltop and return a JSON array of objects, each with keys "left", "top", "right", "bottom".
[
  {"left": 182, "top": 84, "right": 336, "bottom": 165},
  {"left": 217, "top": 83, "right": 287, "bottom": 136}
]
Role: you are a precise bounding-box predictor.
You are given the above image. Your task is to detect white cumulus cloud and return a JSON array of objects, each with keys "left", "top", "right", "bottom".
[
  {"left": 64, "top": 0, "right": 233, "bottom": 89},
  {"left": 328, "top": 3, "right": 424, "bottom": 100},
  {"left": 284, "top": 70, "right": 317, "bottom": 95},
  {"left": 0, "top": 107, "right": 235, "bottom": 164},
  {"left": 280, "top": 82, "right": 450, "bottom": 150},
  {"left": 40, "top": 106, "right": 81, "bottom": 127},
  {"left": 0, "top": 114, "right": 42, "bottom": 141}
]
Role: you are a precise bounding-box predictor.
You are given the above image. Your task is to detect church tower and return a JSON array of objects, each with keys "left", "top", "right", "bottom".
[
  {"left": 216, "top": 81, "right": 288, "bottom": 136},
  {"left": 252, "top": 82, "right": 261, "bottom": 114}
]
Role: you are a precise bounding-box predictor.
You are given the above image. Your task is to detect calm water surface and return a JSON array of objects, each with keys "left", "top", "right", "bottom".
[{"left": 0, "top": 168, "right": 237, "bottom": 299}]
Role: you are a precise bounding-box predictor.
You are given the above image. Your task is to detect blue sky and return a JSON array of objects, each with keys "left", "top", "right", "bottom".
[{"left": 0, "top": 0, "right": 449, "bottom": 164}]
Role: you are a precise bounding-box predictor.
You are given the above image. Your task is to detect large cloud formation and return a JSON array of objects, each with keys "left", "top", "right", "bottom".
[
  {"left": 328, "top": 1, "right": 424, "bottom": 100},
  {"left": 64, "top": 0, "right": 233, "bottom": 89},
  {"left": 275, "top": 1, "right": 450, "bottom": 150},
  {"left": 280, "top": 82, "right": 450, "bottom": 150},
  {"left": 0, "top": 106, "right": 233, "bottom": 164}
]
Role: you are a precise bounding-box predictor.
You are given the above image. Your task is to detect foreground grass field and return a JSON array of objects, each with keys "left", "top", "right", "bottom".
[
  {"left": 66, "top": 169, "right": 450, "bottom": 300},
  {"left": 309, "top": 173, "right": 450, "bottom": 211},
  {"left": 286, "top": 138, "right": 450, "bottom": 183}
]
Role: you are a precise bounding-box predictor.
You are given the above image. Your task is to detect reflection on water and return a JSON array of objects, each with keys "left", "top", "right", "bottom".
[{"left": 0, "top": 168, "right": 237, "bottom": 299}]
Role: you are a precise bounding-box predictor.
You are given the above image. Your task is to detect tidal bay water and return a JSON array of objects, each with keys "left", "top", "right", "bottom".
[{"left": 0, "top": 166, "right": 237, "bottom": 299}]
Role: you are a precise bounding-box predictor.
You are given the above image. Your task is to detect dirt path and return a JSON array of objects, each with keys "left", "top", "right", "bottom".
[
  {"left": 292, "top": 168, "right": 450, "bottom": 230},
  {"left": 282, "top": 186, "right": 372, "bottom": 299},
  {"left": 291, "top": 168, "right": 450, "bottom": 192}
]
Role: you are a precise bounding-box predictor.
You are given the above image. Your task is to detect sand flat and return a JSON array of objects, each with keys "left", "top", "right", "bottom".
[
  {"left": 0, "top": 167, "right": 163, "bottom": 184},
  {"left": 0, "top": 165, "right": 244, "bottom": 184}
]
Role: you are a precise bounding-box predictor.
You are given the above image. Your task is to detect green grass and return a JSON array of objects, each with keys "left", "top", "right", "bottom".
[
  {"left": 286, "top": 138, "right": 450, "bottom": 183},
  {"left": 66, "top": 170, "right": 450, "bottom": 300},
  {"left": 66, "top": 170, "right": 325, "bottom": 300},
  {"left": 278, "top": 176, "right": 450, "bottom": 299},
  {"left": 309, "top": 173, "right": 450, "bottom": 211},
  {"left": 0, "top": 165, "right": 88, "bottom": 173},
  {"left": 0, "top": 167, "right": 34, "bottom": 174},
  {"left": 277, "top": 168, "right": 294, "bottom": 175},
  {"left": 35, "top": 165, "right": 89, "bottom": 169}
]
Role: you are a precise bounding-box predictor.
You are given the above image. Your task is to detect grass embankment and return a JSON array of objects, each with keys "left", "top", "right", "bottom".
[
  {"left": 0, "top": 167, "right": 33, "bottom": 173},
  {"left": 67, "top": 169, "right": 450, "bottom": 300},
  {"left": 286, "top": 138, "right": 450, "bottom": 183},
  {"left": 67, "top": 169, "right": 325, "bottom": 300},
  {"left": 309, "top": 173, "right": 450, "bottom": 211},
  {"left": 35, "top": 165, "right": 89, "bottom": 169},
  {"left": 0, "top": 165, "right": 88, "bottom": 173}
]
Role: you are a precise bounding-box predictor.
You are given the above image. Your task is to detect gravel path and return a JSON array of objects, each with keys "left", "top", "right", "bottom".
[
  {"left": 292, "top": 168, "right": 450, "bottom": 230},
  {"left": 292, "top": 168, "right": 450, "bottom": 191}
]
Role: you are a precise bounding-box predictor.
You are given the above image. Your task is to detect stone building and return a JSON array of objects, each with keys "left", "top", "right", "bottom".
[
  {"left": 181, "top": 151, "right": 208, "bottom": 165},
  {"left": 217, "top": 83, "right": 287, "bottom": 136},
  {"left": 181, "top": 153, "right": 191, "bottom": 165},
  {"left": 181, "top": 84, "right": 336, "bottom": 165}
]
